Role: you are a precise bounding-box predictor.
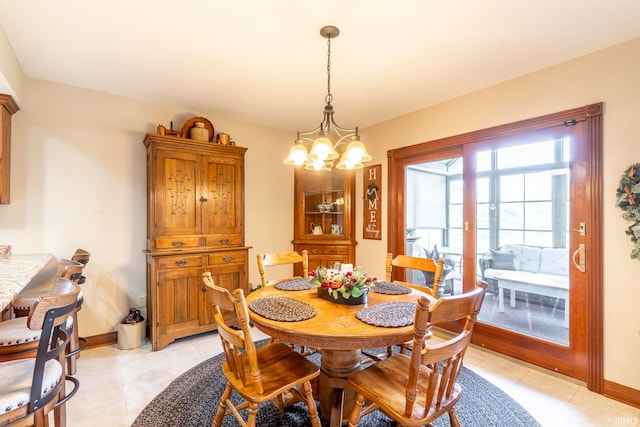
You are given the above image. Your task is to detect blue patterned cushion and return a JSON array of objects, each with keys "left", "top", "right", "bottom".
[{"left": 490, "top": 249, "right": 515, "bottom": 270}]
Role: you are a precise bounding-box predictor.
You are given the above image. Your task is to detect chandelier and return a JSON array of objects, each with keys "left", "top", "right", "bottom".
[{"left": 283, "top": 26, "right": 372, "bottom": 171}]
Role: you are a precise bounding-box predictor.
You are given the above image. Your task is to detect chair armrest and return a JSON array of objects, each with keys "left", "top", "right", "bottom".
[{"left": 478, "top": 253, "right": 492, "bottom": 277}]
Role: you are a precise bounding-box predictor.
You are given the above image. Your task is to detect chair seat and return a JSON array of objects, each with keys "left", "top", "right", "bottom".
[
  {"left": 222, "top": 342, "right": 319, "bottom": 403},
  {"left": 0, "top": 358, "right": 63, "bottom": 414},
  {"left": 0, "top": 318, "right": 40, "bottom": 348},
  {"left": 348, "top": 354, "right": 461, "bottom": 425}
]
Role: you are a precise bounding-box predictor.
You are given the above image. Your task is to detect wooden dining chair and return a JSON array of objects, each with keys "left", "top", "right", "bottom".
[
  {"left": 347, "top": 282, "right": 487, "bottom": 427},
  {"left": 360, "top": 253, "right": 446, "bottom": 363},
  {"left": 202, "top": 271, "right": 321, "bottom": 427},
  {"left": 0, "top": 277, "right": 81, "bottom": 427},
  {"left": 385, "top": 252, "right": 445, "bottom": 297},
  {"left": 5, "top": 253, "right": 90, "bottom": 374},
  {"left": 256, "top": 250, "right": 308, "bottom": 287}
]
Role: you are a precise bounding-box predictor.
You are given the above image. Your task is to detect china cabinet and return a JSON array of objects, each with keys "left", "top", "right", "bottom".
[
  {"left": 143, "top": 133, "right": 249, "bottom": 350},
  {"left": 292, "top": 168, "right": 356, "bottom": 275}
]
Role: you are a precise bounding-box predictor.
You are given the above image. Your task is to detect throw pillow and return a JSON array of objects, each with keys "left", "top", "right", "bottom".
[{"left": 490, "top": 249, "right": 516, "bottom": 270}]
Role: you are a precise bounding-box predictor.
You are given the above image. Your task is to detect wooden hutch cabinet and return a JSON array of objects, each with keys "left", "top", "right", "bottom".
[
  {"left": 143, "top": 134, "right": 249, "bottom": 350},
  {"left": 292, "top": 168, "right": 356, "bottom": 275}
]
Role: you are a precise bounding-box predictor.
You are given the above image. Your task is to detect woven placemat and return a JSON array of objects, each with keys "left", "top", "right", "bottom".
[
  {"left": 248, "top": 297, "right": 317, "bottom": 322},
  {"left": 356, "top": 302, "right": 416, "bottom": 327},
  {"left": 369, "top": 281, "right": 412, "bottom": 295},
  {"left": 274, "top": 278, "right": 312, "bottom": 291}
]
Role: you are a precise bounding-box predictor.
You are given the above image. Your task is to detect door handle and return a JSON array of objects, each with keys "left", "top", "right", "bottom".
[{"left": 572, "top": 244, "right": 586, "bottom": 272}]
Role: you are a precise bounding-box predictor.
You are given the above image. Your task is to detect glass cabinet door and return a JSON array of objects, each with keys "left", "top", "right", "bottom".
[{"left": 302, "top": 170, "right": 347, "bottom": 238}]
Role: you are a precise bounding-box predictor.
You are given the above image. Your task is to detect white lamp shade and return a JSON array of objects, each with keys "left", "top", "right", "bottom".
[
  {"left": 336, "top": 151, "right": 364, "bottom": 170},
  {"left": 310, "top": 134, "right": 339, "bottom": 161},
  {"left": 284, "top": 143, "right": 309, "bottom": 165},
  {"left": 343, "top": 138, "right": 372, "bottom": 163},
  {"left": 305, "top": 157, "right": 330, "bottom": 170}
]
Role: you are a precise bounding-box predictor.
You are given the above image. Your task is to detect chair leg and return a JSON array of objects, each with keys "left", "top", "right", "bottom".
[
  {"left": 246, "top": 402, "right": 258, "bottom": 427},
  {"left": 348, "top": 393, "right": 366, "bottom": 427},
  {"left": 302, "top": 380, "right": 321, "bottom": 427},
  {"left": 449, "top": 408, "right": 461, "bottom": 427},
  {"left": 213, "top": 384, "right": 232, "bottom": 427},
  {"left": 66, "top": 309, "right": 80, "bottom": 375}
]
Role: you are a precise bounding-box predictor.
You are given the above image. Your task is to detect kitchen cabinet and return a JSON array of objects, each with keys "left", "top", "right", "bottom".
[{"left": 143, "top": 133, "right": 249, "bottom": 350}]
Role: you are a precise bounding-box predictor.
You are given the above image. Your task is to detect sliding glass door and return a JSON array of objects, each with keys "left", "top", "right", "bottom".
[
  {"left": 388, "top": 104, "right": 603, "bottom": 385},
  {"left": 475, "top": 138, "right": 570, "bottom": 345}
]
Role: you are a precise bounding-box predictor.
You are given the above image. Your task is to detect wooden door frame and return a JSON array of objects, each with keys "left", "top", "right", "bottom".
[{"left": 387, "top": 103, "right": 603, "bottom": 392}]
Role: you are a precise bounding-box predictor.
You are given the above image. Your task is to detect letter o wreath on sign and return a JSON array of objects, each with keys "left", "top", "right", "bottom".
[{"left": 615, "top": 163, "right": 640, "bottom": 260}]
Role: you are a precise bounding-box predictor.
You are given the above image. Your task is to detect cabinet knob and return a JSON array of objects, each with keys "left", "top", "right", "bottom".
[
  {"left": 219, "top": 238, "right": 230, "bottom": 244},
  {"left": 171, "top": 241, "right": 184, "bottom": 247},
  {"left": 199, "top": 196, "right": 208, "bottom": 202},
  {"left": 223, "top": 256, "right": 233, "bottom": 262},
  {"left": 175, "top": 260, "right": 187, "bottom": 266}
]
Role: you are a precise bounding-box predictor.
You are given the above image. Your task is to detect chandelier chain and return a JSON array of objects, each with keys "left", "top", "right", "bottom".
[{"left": 325, "top": 36, "right": 332, "bottom": 105}]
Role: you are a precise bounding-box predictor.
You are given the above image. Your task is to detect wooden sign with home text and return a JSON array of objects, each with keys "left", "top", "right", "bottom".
[{"left": 363, "top": 164, "right": 382, "bottom": 240}]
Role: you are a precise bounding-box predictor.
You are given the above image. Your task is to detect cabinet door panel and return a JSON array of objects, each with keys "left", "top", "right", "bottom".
[
  {"left": 156, "top": 150, "right": 200, "bottom": 236},
  {"left": 158, "top": 268, "right": 202, "bottom": 335},
  {"left": 203, "top": 157, "right": 242, "bottom": 234}
]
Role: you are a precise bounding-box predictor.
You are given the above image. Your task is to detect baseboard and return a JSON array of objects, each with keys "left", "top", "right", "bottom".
[
  {"left": 604, "top": 380, "right": 640, "bottom": 409},
  {"left": 86, "top": 331, "right": 118, "bottom": 349}
]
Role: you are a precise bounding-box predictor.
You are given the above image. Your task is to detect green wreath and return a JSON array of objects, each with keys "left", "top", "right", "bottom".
[{"left": 615, "top": 163, "right": 640, "bottom": 260}]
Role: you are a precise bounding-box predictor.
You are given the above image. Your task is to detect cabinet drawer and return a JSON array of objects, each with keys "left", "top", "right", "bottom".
[
  {"left": 158, "top": 254, "right": 205, "bottom": 270},
  {"left": 324, "top": 246, "right": 349, "bottom": 255},
  {"left": 205, "top": 234, "right": 243, "bottom": 247},
  {"left": 155, "top": 237, "right": 200, "bottom": 250},
  {"left": 208, "top": 251, "right": 247, "bottom": 266}
]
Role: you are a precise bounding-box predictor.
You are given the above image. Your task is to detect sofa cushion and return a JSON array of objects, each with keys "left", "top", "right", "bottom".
[
  {"left": 502, "top": 244, "right": 541, "bottom": 273},
  {"left": 489, "top": 249, "right": 515, "bottom": 270},
  {"left": 539, "top": 248, "right": 569, "bottom": 276}
]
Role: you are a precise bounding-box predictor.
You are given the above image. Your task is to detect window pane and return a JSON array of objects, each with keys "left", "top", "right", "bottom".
[
  {"left": 477, "top": 177, "right": 489, "bottom": 203},
  {"left": 449, "top": 179, "right": 463, "bottom": 203},
  {"left": 449, "top": 204, "right": 463, "bottom": 227},
  {"left": 476, "top": 150, "right": 491, "bottom": 172},
  {"left": 525, "top": 172, "right": 551, "bottom": 201},
  {"left": 448, "top": 228, "right": 463, "bottom": 249},
  {"left": 500, "top": 175, "right": 523, "bottom": 202},
  {"left": 499, "top": 230, "right": 523, "bottom": 246},
  {"left": 524, "top": 231, "right": 552, "bottom": 247},
  {"left": 500, "top": 202, "right": 523, "bottom": 229},
  {"left": 497, "top": 140, "right": 555, "bottom": 169},
  {"left": 477, "top": 203, "right": 490, "bottom": 228},
  {"left": 525, "top": 202, "right": 552, "bottom": 230},
  {"left": 476, "top": 229, "right": 490, "bottom": 253}
]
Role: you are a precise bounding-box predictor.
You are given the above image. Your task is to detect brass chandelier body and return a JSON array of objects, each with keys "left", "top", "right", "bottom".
[{"left": 284, "top": 26, "right": 372, "bottom": 171}]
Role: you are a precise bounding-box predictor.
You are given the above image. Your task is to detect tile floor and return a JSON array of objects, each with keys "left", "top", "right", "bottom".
[{"left": 65, "top": 328, "right": 639, "bottom": 426}]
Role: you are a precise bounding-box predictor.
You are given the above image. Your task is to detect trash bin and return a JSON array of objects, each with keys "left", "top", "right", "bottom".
[{"left": 117, "top": 308, "right": 146, "bottom": 350}]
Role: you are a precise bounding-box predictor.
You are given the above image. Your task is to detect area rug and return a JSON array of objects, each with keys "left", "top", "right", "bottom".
[{"left": 132, "top": 340, "right": 541, "bottom": 427}]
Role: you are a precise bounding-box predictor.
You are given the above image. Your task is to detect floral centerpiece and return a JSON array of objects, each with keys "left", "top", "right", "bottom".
[{"left": 309, "top": 264, "right": 377, "bottom": 305}]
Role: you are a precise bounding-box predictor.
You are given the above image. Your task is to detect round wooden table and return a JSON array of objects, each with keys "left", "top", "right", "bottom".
[{"left": 245, "top": 285, "right": 430, "bottom": 426}]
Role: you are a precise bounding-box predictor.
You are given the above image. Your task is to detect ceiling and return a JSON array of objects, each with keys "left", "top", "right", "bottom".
[{"left": 1, "top": 1, "right": 640, "bottom": 133}]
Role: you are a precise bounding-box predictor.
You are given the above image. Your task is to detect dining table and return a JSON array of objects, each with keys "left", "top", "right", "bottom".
[
  {"left": 0, "top": 253, "right": 57, "bottom": 319},
  {"left": 245, "top": 279, "right": 432, "bottom": 426}
]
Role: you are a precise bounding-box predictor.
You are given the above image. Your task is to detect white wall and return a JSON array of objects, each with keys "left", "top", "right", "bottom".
[
  {"left": 357, "top": 37, "right": 640, "bottom": 390},
  {"left": 1, "top": 34, "right": 639, "bottom": 392},
  {"left": 1, "top": 78, "right": 294, "bottom": 336}
]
